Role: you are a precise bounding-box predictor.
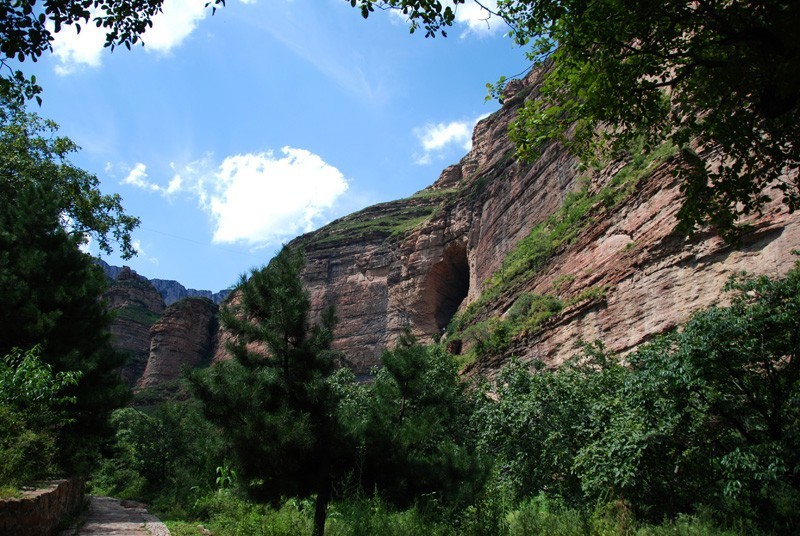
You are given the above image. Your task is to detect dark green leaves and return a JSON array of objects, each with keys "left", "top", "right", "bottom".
[{"left": 498, "top": 0, "right": 800, "bottom": 240}]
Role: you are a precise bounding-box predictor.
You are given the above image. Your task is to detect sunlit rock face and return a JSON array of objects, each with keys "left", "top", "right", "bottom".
[
  {"left": 284, "top": 63, "right": 800, "bottom": 376},
  {"left": 103, "top": 267, "right": 166, "bottom": 387},
  {"left": 137, "top": 297, "right": 218, "bottom": 389}
]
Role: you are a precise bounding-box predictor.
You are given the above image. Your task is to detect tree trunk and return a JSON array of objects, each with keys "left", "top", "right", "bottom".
[{"left": 312, "top": 480, "right": 330, "bottom": 536}]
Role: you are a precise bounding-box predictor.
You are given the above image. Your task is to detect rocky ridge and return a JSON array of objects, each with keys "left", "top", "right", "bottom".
[
  {"left": 103, "top": 267, "right": 166, "bottom": 387},
  {"left": 96, "top": 258, "right": 231, "bottom": 306},
  {"left": 137, "top": 297, "right": 218, "bottom": 389},
  {"left": 282, "top": 65, "right": 800, "bottom": 376},
  {"left": 103, "top": 267, "right": 219, "bottom": 392},
  {"left": 109, "top": 64, "right": 800, "bottom": 383}
]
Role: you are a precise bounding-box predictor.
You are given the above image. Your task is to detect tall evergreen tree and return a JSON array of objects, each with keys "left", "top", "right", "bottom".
[
  {"left": 349, "top": 332, "right": 487, "bottom": 510},
  {"left": 0, "top": 100, "right": 134, "bottom": 473},
  {"left": 190, "top": 246, "right": 348, "bottom": 536}
]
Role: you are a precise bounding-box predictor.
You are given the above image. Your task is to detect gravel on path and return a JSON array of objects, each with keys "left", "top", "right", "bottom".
[{"left": 62, "top": 496, "right": 170, "bottom": 536}]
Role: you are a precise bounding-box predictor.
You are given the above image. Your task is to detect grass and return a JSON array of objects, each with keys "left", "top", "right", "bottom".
[
  {"left": 113, "top": 305, "right": 162, "bottom": 326},
  {"left": 132, "top": 378, "right": 194, "bottom": 408},
  {"left": 159, "top": 492, "right": 750, "bottom": 536},
  {"left": 410, "top": 187, "right": 459, "bottom": 199},
  {"left": 309, "top": 202, "right": 439, "bottom": 246},
  {"left": 0, "top": 484, "right": 21, "bottom": 499}
]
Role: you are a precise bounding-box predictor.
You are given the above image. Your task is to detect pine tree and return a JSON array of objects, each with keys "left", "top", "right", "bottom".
[
  {"left": 190, "top": 246, "right": 347, "bottom": 536},
  {"left": 351, "top": 332, "right": 487, "bottom": 509}
]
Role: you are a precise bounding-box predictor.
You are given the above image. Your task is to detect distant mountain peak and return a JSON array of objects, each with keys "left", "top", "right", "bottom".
[{"left": 94, "top": 258, "right": 231, "bottom": 306}]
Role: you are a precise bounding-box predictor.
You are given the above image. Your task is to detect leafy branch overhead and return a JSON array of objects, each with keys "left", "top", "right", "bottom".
[
  {"left": 0, "top": 0, "right": 226, "bottom": 100},
  {"left": 0, "top": 102, "right": 140, "bottom": 259},
  {"left": 356, "top": 0, "right": 800, "bottom": 241}
]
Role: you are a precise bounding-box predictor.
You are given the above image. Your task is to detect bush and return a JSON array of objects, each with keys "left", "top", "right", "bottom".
[{"left": 0, "top": 346, "right": 79, "bottom": 486}]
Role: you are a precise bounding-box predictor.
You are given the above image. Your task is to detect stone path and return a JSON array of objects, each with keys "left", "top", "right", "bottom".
[{"left": 64, "top": 496, "right": 170, "bottom": 536}]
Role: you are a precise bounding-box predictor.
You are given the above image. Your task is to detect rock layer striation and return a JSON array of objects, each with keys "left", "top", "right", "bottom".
[{"left": 287, "top": 66, "right": 800, "bottom": 375}]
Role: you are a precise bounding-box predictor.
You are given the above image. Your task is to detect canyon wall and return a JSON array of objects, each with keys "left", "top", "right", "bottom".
[
  {"left": 112, "top": 65, "right": 799, "bottom": 383},
  {"left": 290, "top": 67, "right": 800, "bottom": 376},
  {"left": 138, "top": 297, "right": 218, "bottom": 389},
  {"left": 104, "top": 267, "right": 166, "bottom": 387}
]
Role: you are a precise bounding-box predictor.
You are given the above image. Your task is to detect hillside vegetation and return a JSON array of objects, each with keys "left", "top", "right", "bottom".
[{"left": 88, "top": 254, "right": 800, "bottom": 535}]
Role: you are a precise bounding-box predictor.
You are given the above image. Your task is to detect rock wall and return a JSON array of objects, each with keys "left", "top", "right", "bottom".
[
  {"left": 288, "top": 65, "right": 800, "bottom": 376},
  {"left": 469, "top": 163, "right": 800, "bottom": 375},
  {"left": 137, "top": 297, "right": 218, "bottom": 389},
  {"left": 103, "top": 267, "right": 166, "bottom": 387},
  {"left": 0, "top": 479, "right": 84, "bottom": 536}
]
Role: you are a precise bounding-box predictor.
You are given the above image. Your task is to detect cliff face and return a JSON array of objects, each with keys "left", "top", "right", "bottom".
[
  {"left": 137, "top": 297, "right": 218, "bottom": 389},
  {"left": 288, "top": 66, "right": 800, "bottom": 375},
  {"left": 103, "top": 267, "right": 166, "bottom": 387}
]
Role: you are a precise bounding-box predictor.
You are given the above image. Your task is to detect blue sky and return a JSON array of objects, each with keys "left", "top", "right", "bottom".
[{"left": 27, "top": 0, "right": 529, "bottom": 292}]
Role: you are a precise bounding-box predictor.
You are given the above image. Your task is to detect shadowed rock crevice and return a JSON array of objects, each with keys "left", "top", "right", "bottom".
[{"left": 424, "top": 243, "right": 470, "bottom": 333}]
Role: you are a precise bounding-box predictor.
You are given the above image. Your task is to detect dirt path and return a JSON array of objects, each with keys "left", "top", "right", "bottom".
[{"left": 65, "top": 496, "right": 170, "bottom": 535}]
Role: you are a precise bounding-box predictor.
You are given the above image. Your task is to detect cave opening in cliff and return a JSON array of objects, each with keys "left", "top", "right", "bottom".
[{"left": 425, "top": 243, "right": 470, "bottom": 333}]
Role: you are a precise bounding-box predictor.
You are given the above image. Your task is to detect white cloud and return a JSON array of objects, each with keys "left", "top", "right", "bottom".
[
  {"left": 206, "top": 148, "right": 349, "bottom": 245},
  {"left": 50, "top": 0, "right": 209, "bottom": 74},
  {"left": 387, "top": 0, "right": 503, "bottom": 37},
  {"left": 144, "top": 0, "right": 209, "bottom": 54},
  {"left": 125, "top": 148, "right": 349, "bottom": 247},
  {"left": 132, "top": 239, "right": 159, "bottom": 264},
  {"left": 454, "top": 0, "right": 503, "bottom": 37},
  {"left": 50, "top": 18, "right": 107, "bottom": 75},
  {"left": 413, "top": 114, "right": 489, "bottom": 164},
  {"left": 122, "top": 163, "right": 162, "bottom": 192},
  {"left": 165, "top": 174, "right": 183, "bottom": 195}
]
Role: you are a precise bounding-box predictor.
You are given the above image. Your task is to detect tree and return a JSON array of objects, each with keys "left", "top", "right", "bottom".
[
  {"left": 346, "top": 332, "right": 487, "bottom": 510},
  {"left": 0, "top": 100, "right": 135, "bottom": 473},
  {"left": 0, "top": 100, "right": 139, "bottom": 258},
  {"left": 355, "top": 0, "right": 800, "bottom": 240},
  {"left": 475, "top": 261, "right": 800, "bottom": 530},
  {"left": 473, "top": 345, "right": 627, "bottom": 506},
  {"left": 189, "top": 246, "right": 348, "bottom": 536},
  {"left": 0, "top": 0, "right": 225, "bottom": 101}
]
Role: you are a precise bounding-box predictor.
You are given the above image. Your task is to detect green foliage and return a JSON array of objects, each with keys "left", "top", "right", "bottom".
[
  {"left": 447, "top": 140, "right": 672, "bottom": 352},
  {"left": 345, "top": 333, "right": 487, "bottom": 510},
  {"left": 0, "top": 101, "right": 140, "bottom": 258},
  {"left": 91, "top": 401, "right": 225, "bottom": 516},
  {"left": 131, "top": 378, "right": 193, "bottom": 409},
  {"left": 191, "top": 491, "right": 316, "bottom": 536},
  {"left": 0, "top": 0, "right": 225, "bottom": 102},
  {"left": 474, "top": 345, "right": 627, "bottom": 504},
  {"left": 0, "top": 346, "right": 80, "bottom": 416},
  {"left": 113, "top": 305, "right": 162, "bottom": 326},
  {"left": 358, "top": 1, "right": 798, "bottom": 239},
  {"left": 0, "top": 405, "right": 57, "bottom": 487},
  {"left": 497, "top": 0, "right": 800, "bottom": 241},
  {"left": 472, "top": 262, "right": 800, "bottom": 532},
  {"left": 309, "top": 201, "right": 438, "bottom": 246},
  {"left": 350, "top": 0, "right": 464, "bottom": 37},
  {"left": 190, "top": 246, "right": 349, "bottom": 535},
  {"left": 0, "top": 346, "right": 79, "bottom": 486},
  {"left": 0, "top": 102, "right": 132, "bottom": 475}
]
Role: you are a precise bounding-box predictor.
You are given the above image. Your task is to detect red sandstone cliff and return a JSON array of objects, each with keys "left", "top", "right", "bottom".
[
  {"left": 284, "top": 66, "right": 800, "bottom": 376},
  {"left": 137, "top": 297, "right": 218, "bottom": 389},
  {"left": 104, "top": 267, "right": 166, "bottom": 387}
]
